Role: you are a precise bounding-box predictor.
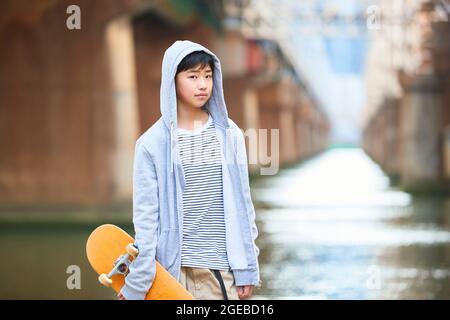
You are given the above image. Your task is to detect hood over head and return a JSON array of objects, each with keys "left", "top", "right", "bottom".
[
  {"left": 160, "top": 40, "right": 231, "bottom": 172},
  {"left": 160, "top": 40, "right": 230, "bottom": 130}
]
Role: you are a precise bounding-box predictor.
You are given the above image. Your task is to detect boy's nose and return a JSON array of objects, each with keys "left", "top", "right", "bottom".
[{"left": 198, "top": 78, "right": 207, "bottom": 89}]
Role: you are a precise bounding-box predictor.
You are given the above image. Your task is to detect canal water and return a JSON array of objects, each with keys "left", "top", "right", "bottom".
[
  {"left": 252, "top": 147, "right": 450, "bottom": 299},
  {"left": 1, "top": 147, "right": 449, "bottom": 299}
]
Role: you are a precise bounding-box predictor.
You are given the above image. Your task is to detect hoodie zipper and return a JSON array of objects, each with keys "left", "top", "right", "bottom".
[{"left": 171, "top": 120, "right": 183, "bottom": 280}]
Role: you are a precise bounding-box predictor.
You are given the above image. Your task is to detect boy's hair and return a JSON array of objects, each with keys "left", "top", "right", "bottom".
[{"left": 176, "top": 50, "right": 215, "bottom": 75}]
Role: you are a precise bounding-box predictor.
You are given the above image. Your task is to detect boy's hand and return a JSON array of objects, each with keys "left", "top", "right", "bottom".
[
  {"left": 117, "top": 292, "right": 126, "bottom": 300},
  {"left": 237, "top": 285, "right": 254, "bottom": 300}
]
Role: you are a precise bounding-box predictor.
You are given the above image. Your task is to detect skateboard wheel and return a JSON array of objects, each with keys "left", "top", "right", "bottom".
[
  {"left": 98, "top": 273, "right": 113, "bottom": 287},
  {"left": 126, "top": 243, "right": 139, "bottom": 259}
]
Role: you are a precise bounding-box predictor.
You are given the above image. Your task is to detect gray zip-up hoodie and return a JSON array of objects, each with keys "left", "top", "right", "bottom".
[{"left": 120, "top": 40, "right": 260, "bottom": 300}]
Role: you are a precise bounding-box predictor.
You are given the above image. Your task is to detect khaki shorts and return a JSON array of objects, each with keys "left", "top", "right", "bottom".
[{"left": 179, "top": 267, "right": 239, "bottom": 300}]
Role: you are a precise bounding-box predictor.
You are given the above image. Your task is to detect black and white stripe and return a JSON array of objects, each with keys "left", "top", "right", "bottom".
[{"left": 177, "top": 114, "right": 229, "bottom": 270}]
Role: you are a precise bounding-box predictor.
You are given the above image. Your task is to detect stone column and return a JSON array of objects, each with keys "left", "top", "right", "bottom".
[{"left": 400, "top": 75, "right": 443, "bottom": 190}]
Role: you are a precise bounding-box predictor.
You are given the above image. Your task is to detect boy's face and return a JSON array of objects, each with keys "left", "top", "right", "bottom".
[{"left": 175, "top": 64, "right": 213, "bottom": 109}]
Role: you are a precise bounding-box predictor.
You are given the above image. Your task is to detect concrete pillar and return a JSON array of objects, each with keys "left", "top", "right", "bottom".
[
  {"left": 443, "top": 125, "right": 450, "bottom": 179},
  {"left": 0, "top": 0, "right": 143, "bottom": 205},
  {"left": 383, "top": 98, "right": 401, "bottom": 179},
  {"left": 243, "top": 89, "right": 260, "bottom": 173},
  {"left": 279, "top": 107, "right": 297, "bottom": 164},
  {"left": 105, "top": 16, "right": 140, "bottom": 202},
  {"left": 400, "top": 75, "right": 443, "bottom": 189}
]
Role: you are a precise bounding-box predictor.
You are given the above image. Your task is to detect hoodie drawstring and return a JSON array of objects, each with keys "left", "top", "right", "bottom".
[{"left": 170, "top": 121, "right": 174, "bottom": 174}]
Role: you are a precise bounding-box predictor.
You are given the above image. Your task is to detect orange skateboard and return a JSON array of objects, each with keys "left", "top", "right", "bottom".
[{"left": 86, "top": 224, "right": 194, "bottom": 300}]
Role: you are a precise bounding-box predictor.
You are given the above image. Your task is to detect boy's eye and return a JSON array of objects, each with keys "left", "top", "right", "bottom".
[{"left": 188, "top": 75, "right": 212, "bottom": 79}]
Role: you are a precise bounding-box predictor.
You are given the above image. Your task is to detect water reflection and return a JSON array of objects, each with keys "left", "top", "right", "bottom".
[
  {"left": 0, "top": 224, "right": 130, "bottom": 299},
  {"left": 252, "top": 148, "right": 450, "bottom": 299},
  {"left": 0, "top": 148, "right": 449, "bottom": 299}
]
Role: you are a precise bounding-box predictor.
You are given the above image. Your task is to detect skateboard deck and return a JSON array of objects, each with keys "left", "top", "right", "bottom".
[{"left": 86, "top": 224, "right": 193, "bottom": 300}]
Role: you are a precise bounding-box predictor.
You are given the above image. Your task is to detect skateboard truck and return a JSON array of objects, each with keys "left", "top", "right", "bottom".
[{"left": 98, "top": 243, "right": 139, "bottom": 287}]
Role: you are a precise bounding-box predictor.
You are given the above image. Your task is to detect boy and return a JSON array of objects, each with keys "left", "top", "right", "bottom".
[{"left": 119, "top": 40, "right": 260, "bottom": 300}]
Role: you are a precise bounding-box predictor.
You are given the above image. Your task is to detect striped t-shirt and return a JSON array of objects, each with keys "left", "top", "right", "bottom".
[{"left": 177, "top": 113, "right": 230, "bottom": 270}]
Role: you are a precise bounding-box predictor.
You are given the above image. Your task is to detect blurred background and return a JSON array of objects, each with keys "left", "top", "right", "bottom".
[{"left": 0, "top": 0, "right": 449, "bottom": 299}]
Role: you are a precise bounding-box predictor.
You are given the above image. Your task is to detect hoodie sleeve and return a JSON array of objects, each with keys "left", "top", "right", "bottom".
[
  {"left": 120, "top": 139, "right": 159, "bottom": 300},
  {"left": 231, "top": 121, "right": 262, "bottom": 287}
]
